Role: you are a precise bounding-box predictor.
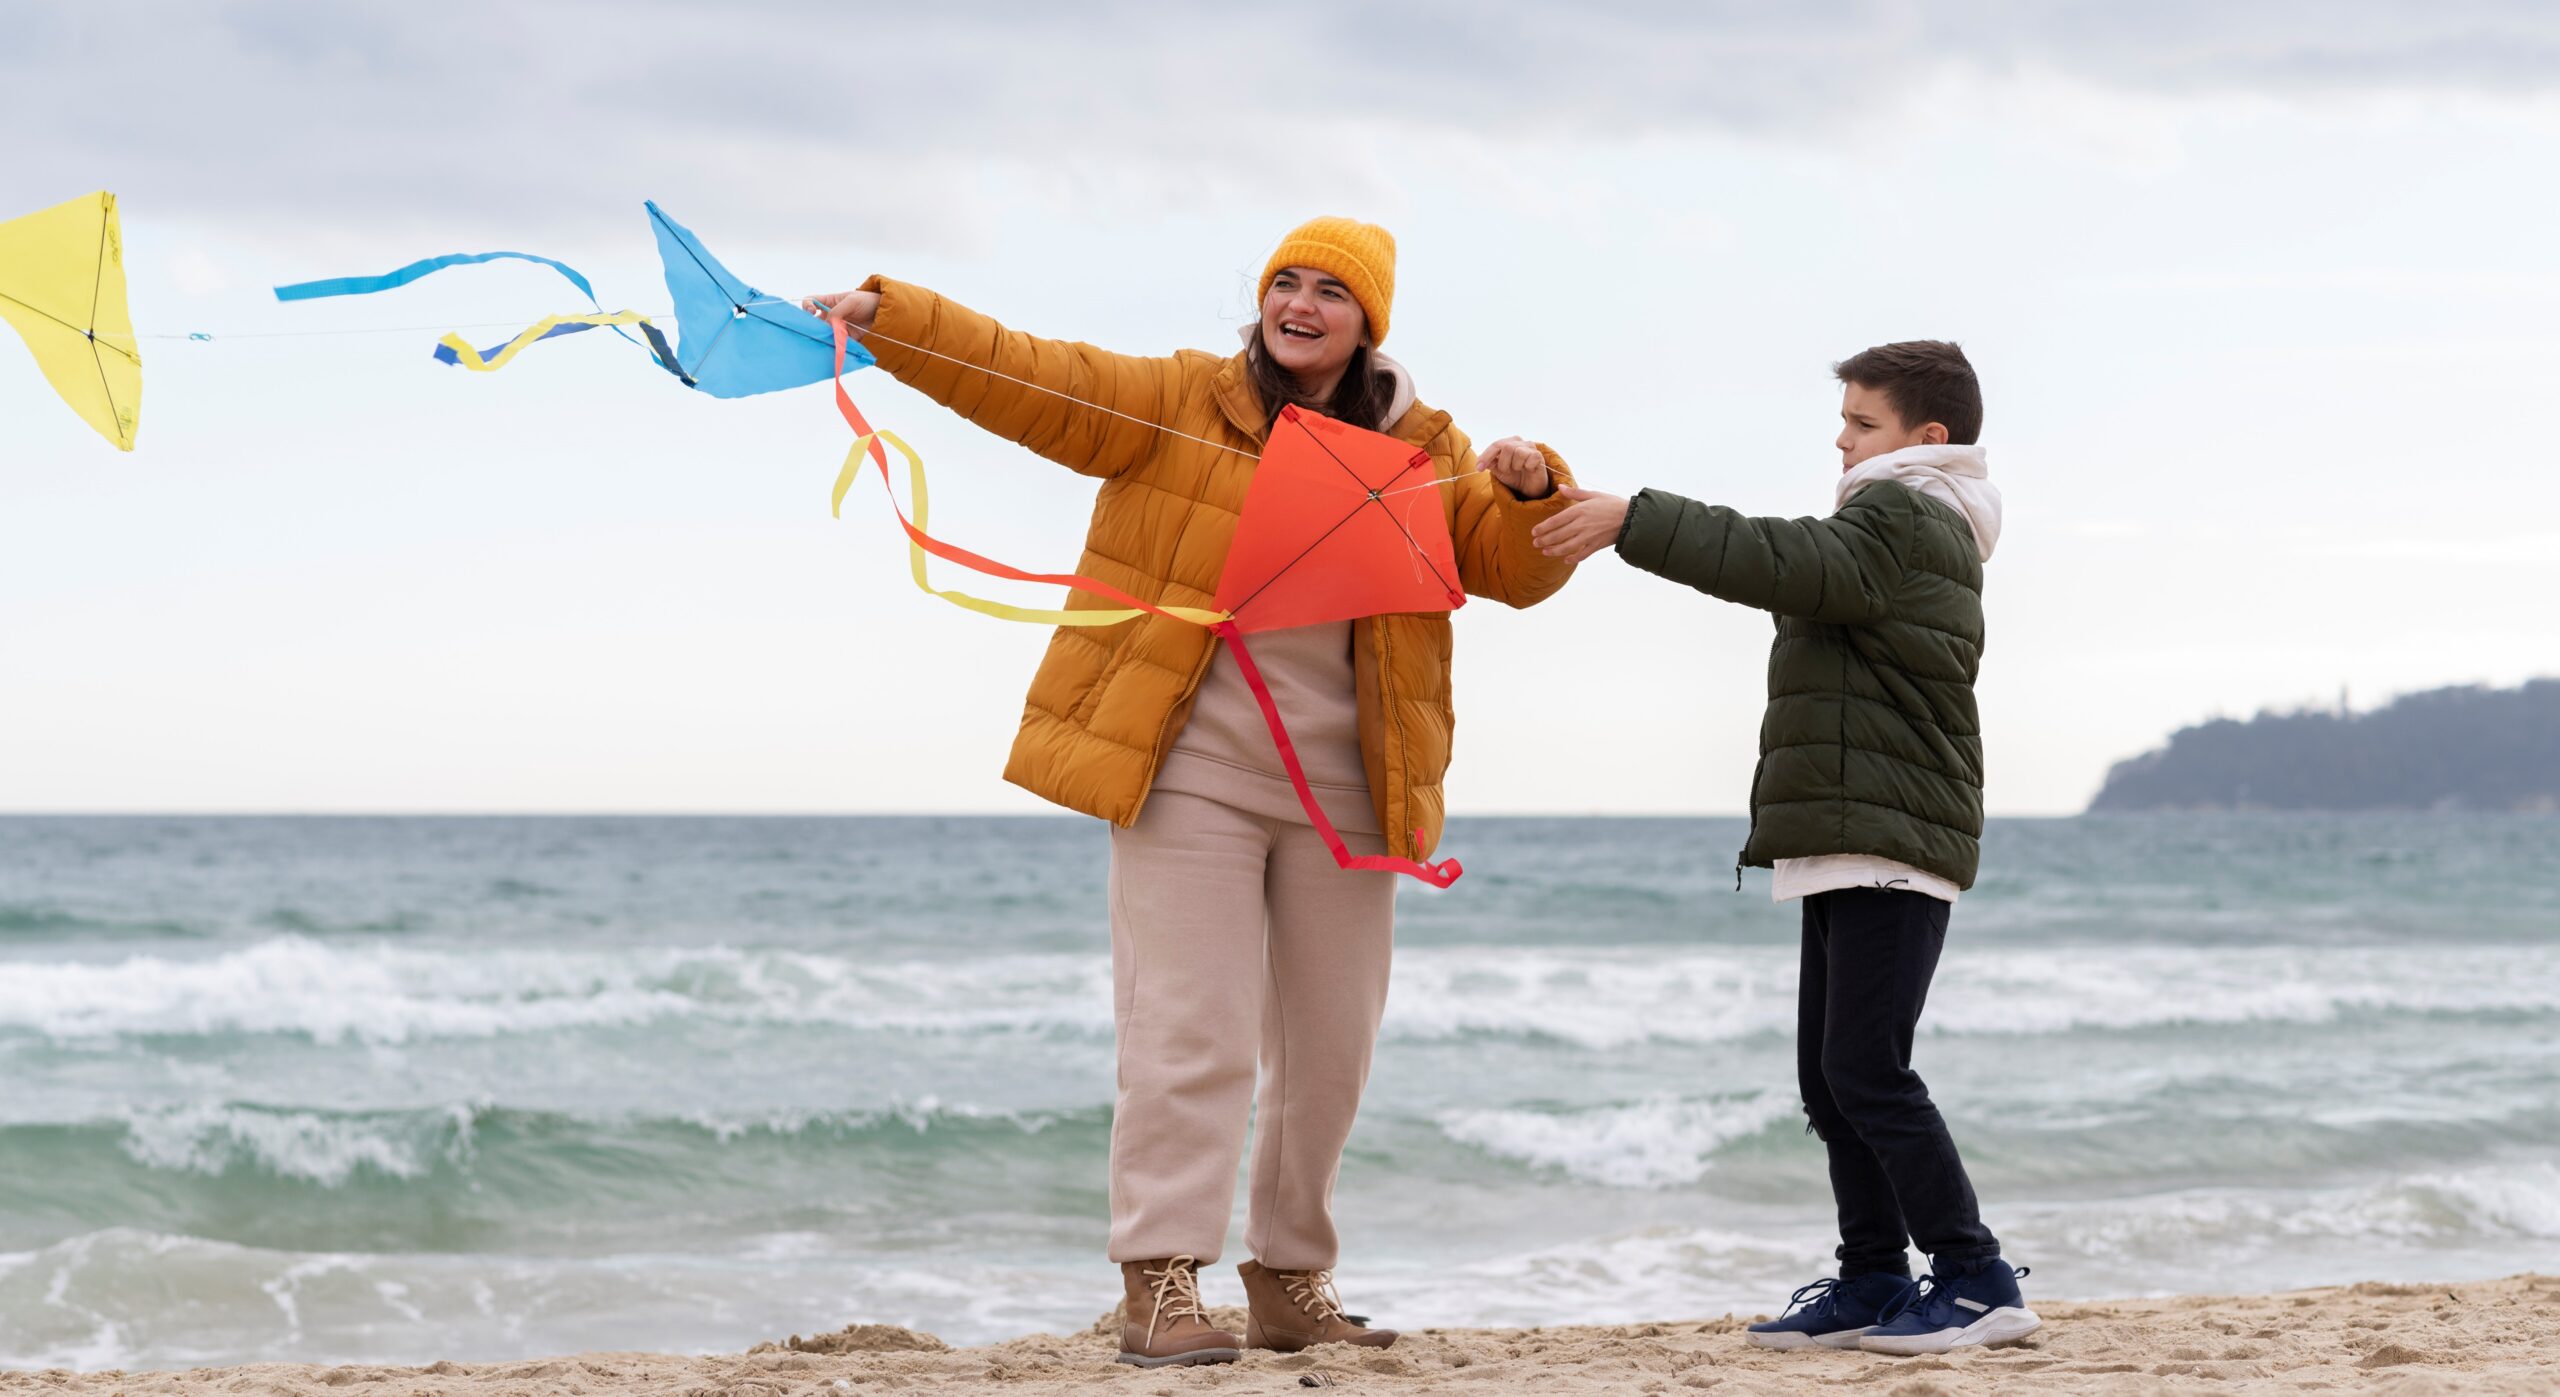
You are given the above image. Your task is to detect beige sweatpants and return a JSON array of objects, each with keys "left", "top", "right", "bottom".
[{"left": 1104, "top": 789, "right": 1398, "bottom": 1269}]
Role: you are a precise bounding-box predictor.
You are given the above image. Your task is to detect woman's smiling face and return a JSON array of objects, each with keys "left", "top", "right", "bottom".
[{"left": 1260, "top": 265, "right": 1366, "bottom": 385}]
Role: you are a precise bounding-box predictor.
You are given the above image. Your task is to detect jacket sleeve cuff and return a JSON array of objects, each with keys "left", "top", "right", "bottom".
[
  {"left": 1616, "top": 486, "right": 1684, "bottom": 569},
  {"left": 856, "top": 274, "right": 934, "bottom": 381},
  {"left": 1497, "top": 443, "right": 1577, "bottom": 511}
]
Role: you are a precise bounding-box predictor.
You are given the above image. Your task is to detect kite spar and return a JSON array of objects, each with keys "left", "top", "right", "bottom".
[{"left": 0, "top": 191, "right": 141, "bottom": 450}]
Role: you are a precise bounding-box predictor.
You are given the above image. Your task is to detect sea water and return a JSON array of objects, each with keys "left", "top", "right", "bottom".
[{"left": 1, "top": 814, "right": 2553, "bottom": 1368}]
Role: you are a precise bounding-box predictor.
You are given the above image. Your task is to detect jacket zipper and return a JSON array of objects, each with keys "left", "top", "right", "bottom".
[{"left": 1372, "top": 616, "right": 1411, "bottom": 857}]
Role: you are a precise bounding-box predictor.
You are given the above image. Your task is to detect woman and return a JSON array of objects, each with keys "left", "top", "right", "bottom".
[{"left": 808, "top": 218, "right": 1577, "bottom": 1367}]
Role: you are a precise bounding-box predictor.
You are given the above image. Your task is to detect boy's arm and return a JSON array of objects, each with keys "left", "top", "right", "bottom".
[{"left": 1612, "top": 486, "right": 1905, "bottom": 624}]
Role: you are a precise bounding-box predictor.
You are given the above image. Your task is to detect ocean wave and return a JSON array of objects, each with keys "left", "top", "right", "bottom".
[
  {"left": 89, "top": 1100, "right": 1098, "bottom": 1184},
  {"left": 1353, "top": 1222, "right": 1824, "bottom": 1332},
  {"left": 0, "top": 1099, "right": 1122, "bottom": 1275},
  {"left": 0, "top": 936, "right": 1113, "bottom": 1044},
  {"left": 117, "top": 1102, "right": 478, "bottom": 1186},
  {"left": 2, "top": 937, "right": 2555, "bottom": 1048},
  {"left": 1436, "top": 1093, "right": 1800, "bottom": 1188},
  {"left": 5, "top": 1161, "right": 2557, "bottom": 1369},
  {"left": 1392, "top": 946, "right": 2560, "bottom": 1047},
  {"left": 1353, "top": 1161, "right": 2560, "bottom": 1332},
  {"left": 0, "top": 901, "right": 199, "bottom": 940},
  {"left": 0, "top": 1226, "right": 1120, "bottom": 1369},
  {"left": 2031, "top": 1160, "right": 2560, "bottom": 1257},
  {"left": 0, "top": 1098, "right": 1116, "bottom": 1253}
]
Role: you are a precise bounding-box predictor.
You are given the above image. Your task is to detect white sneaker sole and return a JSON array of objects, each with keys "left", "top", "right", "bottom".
[
  {"left": 1746, "top": 1326, "right": 1872, "bottom": 1350},
  {"left": 1859, "top": 1306, "right": 2040, "bottom": 1356}
]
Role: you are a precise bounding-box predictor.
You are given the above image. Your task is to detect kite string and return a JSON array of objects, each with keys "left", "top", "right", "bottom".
[
  {"left": 103, "top": 295, "right": 821, "bottom": 343},
  {"left": 111, "top": 293, "right": 1479, "bottom": 504},
  {"left": 842, "top": 322, "right": 1260, "bottom": 463},
  {"left": 1377, "top": 472, "right": 1469, "bottom": 500},
  {"left": 838, "top": 323, "right": 1482, "bottom": 505}
]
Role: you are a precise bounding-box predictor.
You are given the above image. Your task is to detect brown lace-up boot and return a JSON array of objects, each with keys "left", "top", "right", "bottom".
[
  {"left": 1238, "top": 1259, "right": 1398, "bottom": 1351},
  {"left": 1115, "top": 1256, "right": 1241, "bottom": 1367}
]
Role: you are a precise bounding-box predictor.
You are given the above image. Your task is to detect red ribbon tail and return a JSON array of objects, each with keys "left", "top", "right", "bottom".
[
  {"left": 833, "top": 320, "right": 892, "bottom": 472},
  {"left": 833, "top": 319, "right": 1209, "bottom": 624},
  {"left": 1213, "top": 620, "right": 1463, "bottom": 889}
]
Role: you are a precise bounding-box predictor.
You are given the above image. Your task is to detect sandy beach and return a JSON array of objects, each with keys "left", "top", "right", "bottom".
[{"left": 6, "top": 1274, "right": 2551, "bottom": 1396}]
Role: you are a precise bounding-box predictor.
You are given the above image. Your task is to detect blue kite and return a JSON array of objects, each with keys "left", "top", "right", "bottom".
[{"left": 272, "top": 202, "right": 872, "bottom": 397}]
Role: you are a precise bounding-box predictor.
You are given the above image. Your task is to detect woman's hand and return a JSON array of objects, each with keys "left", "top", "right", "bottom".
[
  {"left": 1530, "top": 487, "right": 1631, "bottom": 562},
  {"left": 801, "top": 289, "right": 880, "bottom": 334},
  {"left": 1477, "top": 437, "right": 1554, "bottom": 500}
]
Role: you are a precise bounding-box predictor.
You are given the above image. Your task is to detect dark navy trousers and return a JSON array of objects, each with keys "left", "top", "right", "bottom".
[{"left": 1797, "top": 886, "right": 2001, "bottom": 1277}]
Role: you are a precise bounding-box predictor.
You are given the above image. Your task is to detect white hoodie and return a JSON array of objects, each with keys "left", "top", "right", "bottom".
[
  {"left": 1834, "top": 442, "right": 2001, "bottom": 561},
  {"left": 1774, "top": 443, "right": 2003, "bottom": 905}
]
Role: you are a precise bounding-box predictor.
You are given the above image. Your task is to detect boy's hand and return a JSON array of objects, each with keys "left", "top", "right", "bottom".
[
  {"left": 1531, "top": 487, "right": 1630, "bottom": 562},
  {"left": 1476, "top": 437, "right": 1554, "bottom": 499}
]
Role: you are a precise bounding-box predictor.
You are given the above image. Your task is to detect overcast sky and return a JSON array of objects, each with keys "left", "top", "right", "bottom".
[{"left": 4, "top": 2, "right": 2557, "bottom": 815}]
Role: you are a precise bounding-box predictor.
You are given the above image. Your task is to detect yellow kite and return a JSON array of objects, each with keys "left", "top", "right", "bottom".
[{"left": 0, "top": 191, "right": 141, "bottom": 450}]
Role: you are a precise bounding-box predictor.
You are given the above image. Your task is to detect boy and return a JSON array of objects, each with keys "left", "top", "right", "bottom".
[{"left": 1528, "top": 342, "right": 2035, "bottom": 1356}]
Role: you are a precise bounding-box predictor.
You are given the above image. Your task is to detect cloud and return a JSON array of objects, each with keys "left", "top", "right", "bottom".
[{"left": 4, "top": 0, "right": 2555, "bottom": 246}]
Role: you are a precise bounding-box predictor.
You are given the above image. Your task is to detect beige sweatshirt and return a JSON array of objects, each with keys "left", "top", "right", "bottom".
[
  {"left": 1152, "top": 622, "right": 1377, "bottom": 834},
  {"left": 1146, "top": 346, "right": 1431, "bottom": 837}
]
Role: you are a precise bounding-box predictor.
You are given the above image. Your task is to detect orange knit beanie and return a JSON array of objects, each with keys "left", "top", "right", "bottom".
[{"left": 1258, "top": 216, "right": 1396, "bottom": 346}]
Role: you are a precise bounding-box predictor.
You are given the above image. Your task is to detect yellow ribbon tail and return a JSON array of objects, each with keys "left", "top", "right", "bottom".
[
  {"left": 836, "top": 427, "right": 1229, "bottom": 628},
  {"left": 435, "top": 311, "right": 659, "bottom": 373}
]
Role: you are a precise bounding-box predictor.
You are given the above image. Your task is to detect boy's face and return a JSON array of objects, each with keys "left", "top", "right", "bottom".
[{"left": 1836, "top": 381, "right": 1948, "bottom": 471}]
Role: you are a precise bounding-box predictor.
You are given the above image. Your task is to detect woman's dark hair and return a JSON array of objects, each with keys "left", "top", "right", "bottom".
[{"left": 1246, "top": 332, "right": 1395, "bottom": 432}]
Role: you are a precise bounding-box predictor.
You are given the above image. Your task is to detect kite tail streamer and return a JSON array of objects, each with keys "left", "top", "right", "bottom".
[
  {"left": 822, "top": 320, "right": 1463, "bottom": 887},
  {"left": 273, "top": 251, "right": 604, "bottom": 304},
  {"left": 839, "top": 426, "right": 1228, "bottom": 628},
  {"left": 274, "top": 250, "right": 685, "bottom": 378},
  {"left": 431, "top": 310, "right": 684, "bottom": 377},
  {"left": 827, "top": 323, "right": 1224, "bottom": 628},
  {"left": 1212, "top": 617, "right": 1463, "bottom": 888}
]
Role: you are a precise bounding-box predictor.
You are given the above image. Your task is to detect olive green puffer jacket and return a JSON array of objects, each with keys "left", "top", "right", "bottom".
[{"left": 1615, "top": 481, "right": 1986, "bottom": 888}]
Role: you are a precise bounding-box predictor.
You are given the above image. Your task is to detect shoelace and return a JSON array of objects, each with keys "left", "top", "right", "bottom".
[
  {"left": 1876, "top": 1275, "right": 1936, "bottom": 1326},
  {"left": 1140, "top": 1256, "right": 1211, "bottom": 1346},
  {"left": 1276, "top": 1268, "right": 1348, "bottom": 1323},
  {"left": 1781, "top": 1276, "right": 1847, "bottom": 1320},
  {"left": 1876, "top": 1264, "right": 2029, "bottom": 1327}
]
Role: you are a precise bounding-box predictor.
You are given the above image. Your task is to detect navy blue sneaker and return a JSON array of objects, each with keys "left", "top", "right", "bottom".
[
  {"left": 1859, "top": 1259, "right": 2040, "bottom": 1355},
  {"left": 1744, "top": 1272, "right": 1910, "bottom": 1350}
]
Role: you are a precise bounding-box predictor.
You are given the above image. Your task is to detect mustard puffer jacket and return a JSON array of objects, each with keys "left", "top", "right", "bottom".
[{"left": 858, "top": 277, "right": 1579, "bottom": 859}]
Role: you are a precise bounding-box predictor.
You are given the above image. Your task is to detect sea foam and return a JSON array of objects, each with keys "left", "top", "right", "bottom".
[
  {"left": 1436, "top": 1093, "right": 1800, "bottom": 1187},
  {"left": 4, "top": 937, "right": 2556, "bottom": 1047}
]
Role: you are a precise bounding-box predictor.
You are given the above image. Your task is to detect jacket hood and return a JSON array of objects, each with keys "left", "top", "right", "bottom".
[{"left": 1837, "top": 443, "right": 2003, "bottom": 562}]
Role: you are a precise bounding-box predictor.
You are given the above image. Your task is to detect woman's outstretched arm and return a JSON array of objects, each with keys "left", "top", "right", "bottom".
[{"left": 810, "top": 280, "right": 1192, "bottom": 480}]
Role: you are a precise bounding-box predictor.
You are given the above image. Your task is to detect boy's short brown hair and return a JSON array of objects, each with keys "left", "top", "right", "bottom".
[{"left": 1834, "top": 341, "right": 1982, "bottom": 445}]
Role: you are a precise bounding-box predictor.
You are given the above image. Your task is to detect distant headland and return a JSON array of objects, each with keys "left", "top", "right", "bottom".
[{"left": 2089, "top": 679, "right": 2560, "bottom": 813}]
